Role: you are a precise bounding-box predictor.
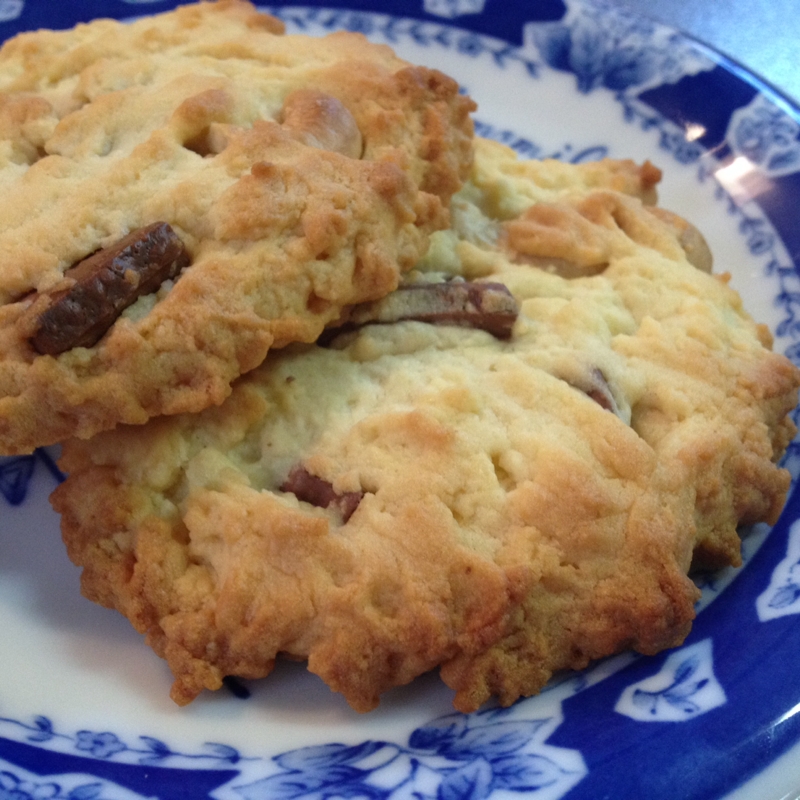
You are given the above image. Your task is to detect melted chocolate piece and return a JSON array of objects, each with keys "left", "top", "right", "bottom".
[
  {"left": 280, "top": 465, "right": 363, "bottom": 522},
  {"left": 578, "top": 368, "right": 622, "bottom": 417},
  {"left": 29, "top": 222, "right": 190, "bottom": 355},
  {"left": 325, "top": 280, "right": 520, "bottom": 342}
]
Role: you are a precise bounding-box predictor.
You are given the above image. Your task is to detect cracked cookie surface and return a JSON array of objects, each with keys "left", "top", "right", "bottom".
[
  {"left": 53, "top": 137, "right": 800, "bottom": 712},
  {"left": 0, "top": 0, "right": 474, "bottom": 453}
]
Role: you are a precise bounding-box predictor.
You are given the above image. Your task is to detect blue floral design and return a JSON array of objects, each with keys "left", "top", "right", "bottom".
[
  {"left": 234, "top": 708, "right": 583, "bottom": 800},
  {"left": 728, "top": 95, "right": 800, "bottom": 177},
  {"left": 473, "top": 120, "right": 544, "bottom": 159},
  {"left": 615, "top": 640, "right": 727, "bottom": 723},
  {"left": 423, "top": 0, "right": 486, "bottom": 20},
  {"left": 0, "top": 708, "right": 584, "bottom": 800},
  {"left": 0, "top": 455, "right": 36, "bottom": 506},
  {"left": 0, "top": 771, "right": 107, "bottom": 800},
  {"left": 573, "top": 89, "right": 706, "bottom": 166},
  {"left": 526, "top": 0, "right": 712, "bottom": 94},
  {"left": 768, "top": 580, "right": 800, "bottom": 610},
  {"left": 629, "top": 656, "right": 709, "bottom": 717},
  {"left": 337, "top": 12, "right": 374, "bottom": 36},
  {"left": 0, "top": 449, "right": 64, "bottom": 506},
  {"left": 0, "top": 715, "right": 247, "bottom": 770},
  {"left": 74, "top": 732, "right": 127, "bottom": 760},
  {"left": 757, "top": 520, "right": 800, "bottom": 620},
  {"left": 455, "top": 32, "right": 485, "bottom": 58}
]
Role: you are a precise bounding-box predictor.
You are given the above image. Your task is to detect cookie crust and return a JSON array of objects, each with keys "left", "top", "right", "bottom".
[
  {"left": 0, "top": 0, "right": 475, "bottom": 453},
  {"left": 53, "top": 140, "right": 800, "bottom": 712}
]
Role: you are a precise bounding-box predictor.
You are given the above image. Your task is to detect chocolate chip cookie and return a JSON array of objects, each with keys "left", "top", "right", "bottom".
[
  {"left": 52, "top": 138, "right": 800, "bottom": 712},
  {"left": 0, "top": 0, "right": 474, "bottom": 453}
]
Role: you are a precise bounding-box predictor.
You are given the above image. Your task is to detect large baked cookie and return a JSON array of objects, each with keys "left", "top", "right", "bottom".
[
  {"left": 0, "top": 0, "right": 474, "bottom": 454},
  {"left": 52, "top": 137, "right": 800, "bottom": 713}
]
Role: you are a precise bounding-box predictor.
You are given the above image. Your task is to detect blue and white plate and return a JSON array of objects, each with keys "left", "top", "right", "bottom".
[{"left": 3, "top": 1, "right": 800, "bottom": 798}]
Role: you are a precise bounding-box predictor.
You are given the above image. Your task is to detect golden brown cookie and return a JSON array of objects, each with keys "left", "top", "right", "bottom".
[
  {"left": 52, "top": 138, "right": 800, "bottom": 712},
  {"left": 0, "top": 0, "right": 475, "bottom": 454}
]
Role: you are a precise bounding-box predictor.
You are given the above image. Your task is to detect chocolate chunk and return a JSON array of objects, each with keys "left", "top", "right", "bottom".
[
  {"left": 576, "top": 368, "right": 622, "bottom": 417},
  {"left": 327, "top": 280, "right": 520, "bottom": 342},
  {"left": 29, "top": 222, "right": 190, "bottom": 355},
  {"left": 280, "top": 465, "right": 363, "bottom": 522}
]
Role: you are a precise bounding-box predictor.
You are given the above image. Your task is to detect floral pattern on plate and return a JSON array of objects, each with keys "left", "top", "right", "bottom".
[
  {"left": 522, "top": 0, "right": 714, "bottom": 94},
  {"left": 614, "top": 639, "right": 727, "bottom": 723},
  {"left": 727, "top": 93, "right": 800, "bottom": 178}
]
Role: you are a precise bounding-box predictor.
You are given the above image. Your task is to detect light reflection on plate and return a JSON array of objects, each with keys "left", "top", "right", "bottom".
[{"left": 2, "top": 1, "right": 800, "bottom": 798}]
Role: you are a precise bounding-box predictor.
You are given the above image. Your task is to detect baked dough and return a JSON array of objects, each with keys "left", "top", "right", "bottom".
[
  {"left": 0, "top": 0, "right": 474, "bottom": 453},
  {"left": 53, "top": 138, "right": 800, "bottom": 712}
]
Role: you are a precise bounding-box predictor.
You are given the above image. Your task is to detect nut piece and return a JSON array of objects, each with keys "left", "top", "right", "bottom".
[
  {"left": 280, "top": 464, "right": 363, "bottom": 522},
  {"left": 29, "top": 222, "right": 190, "bottom": 355},
  {"left": 280, "top": 89, "right": 363, "bottom": 159},
  {"left": 330, "top": 280, "right": 520, "bottom": 340},
  {"left": 646, "top": 206, "right": 713, "bottom": 273},
  {"left": 569, "top": 367, "right": 622, "bottom": 417}
]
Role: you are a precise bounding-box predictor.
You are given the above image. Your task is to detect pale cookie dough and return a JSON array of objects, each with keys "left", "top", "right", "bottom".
[
  {"left": 53, "top": 138, "right": 800, "bottom": 712},
  {"left": 0, "top": 0, "right": 475, "bottom": 454}
]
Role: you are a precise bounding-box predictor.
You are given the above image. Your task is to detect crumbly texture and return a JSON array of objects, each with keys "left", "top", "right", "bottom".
[
  {"left": 0, "top": 0, "right": 475, "bottom": 454},
  {"left": 53, "top": 138, "right": 800, "bottom": 713}
]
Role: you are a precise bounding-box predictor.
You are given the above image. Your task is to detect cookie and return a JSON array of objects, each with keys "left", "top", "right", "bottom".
[
  {"left": 52, "top": 138, "right": 800, "bottom": 713},
  {"left": 0, "top": 0, "right": 475, "bottom": 454}
]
